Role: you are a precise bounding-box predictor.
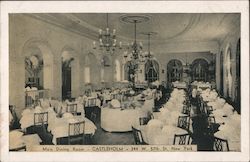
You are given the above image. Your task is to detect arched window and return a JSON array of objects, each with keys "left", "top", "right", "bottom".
[
  {"left": 191, "top": 59, "right": 208, "bottom": 82},
  {"left": 225, "top": 47, "right": 233, "bottom": 98},
  {"left": 235, "top": 39, "right": 240, "bottom": 112},
  {"left": 115, "top": 59, "right": 121, "bottom": 81},
  {"left": 145, "top": 60, "right": 159, "bottom": 83},
  {"left": 167, "top": 59, "right": 183, "bottom": 82},
  {"left": 220, "top": 51, "right": 224, "bottom": 95}
]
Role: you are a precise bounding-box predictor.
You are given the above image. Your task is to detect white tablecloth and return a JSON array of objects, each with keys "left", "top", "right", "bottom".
[
  {"left": 214, "top": 114, "right": 240, "bottom": 151},
  {"left": 48, "top": 116, "right": 97, "bottom": 144},
  {"left": 139, "top": 125, "right": 188, "bottom": 145},
  {"left": 101, "top": 107, "right": 148, "bottom": 132}
]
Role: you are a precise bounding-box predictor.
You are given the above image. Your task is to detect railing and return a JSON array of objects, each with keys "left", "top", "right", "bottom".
[{"left": 25, "top": 89, "right": 50, "bottom": 107}]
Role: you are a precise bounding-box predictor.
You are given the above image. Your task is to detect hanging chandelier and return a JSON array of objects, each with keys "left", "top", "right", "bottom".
[
  {"left": 120, "top": 15, "right": 150, "bottom": 63},
  {"left": 141, "top": 32, "right": 157, "bottom": 61},
  {"left": 93, "top": 13, "right": 122, "bottom": 54}
]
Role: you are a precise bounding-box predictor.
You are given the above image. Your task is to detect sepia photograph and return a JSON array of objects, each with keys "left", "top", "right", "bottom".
[{"left": 1, "top": 1, "right": 249, "bottom": 162}]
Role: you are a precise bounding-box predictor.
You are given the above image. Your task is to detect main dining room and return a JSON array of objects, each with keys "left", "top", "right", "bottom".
[{"left": 8, "top": 13, "right": 241, "bottom": 152}]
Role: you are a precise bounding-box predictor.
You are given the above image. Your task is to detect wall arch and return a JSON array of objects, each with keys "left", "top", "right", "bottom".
[{"left": 22, "top": 38, "right": 54, "bottom": 95}]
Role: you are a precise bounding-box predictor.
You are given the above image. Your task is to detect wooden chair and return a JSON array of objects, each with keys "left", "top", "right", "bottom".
[
  {"left": 213, "top": 136, "right": 229, "bottom": 151},
  {"left": 206, "top": 105, "right": 213, "bottom": 115},
  {"left": 33, "top": 112, "right": 48, "bottom": 133},
  {"left": 139, "top": 117, "right": 150, "bottom": 125},
  {"left": 86, "top": 98, "right": 97, "bottom": 108},
  {"left": 173, "top": 133, "right": 192, "bottom": 145},
  {"left": 68, "top": 121, "right": 85, "bottom": 145},
  {"left": 66, "top": 103, "right": 78, "bottom": 116},
  {"left": 208, "top": 116, "right": 216, "bottom": 125},
  {"left": 177, "top": 116, "right": 190, "bottom": 132},
  {"left": 9, "top": 105, "right": 18, "bottom": 130},
  {"left": 132, "top": 126, "right": 147, "bottom": 145},
  {"left": 148, "top": 112, "right": 154, "bottom": 120},
  {"left": 182, "top": 105, "right": 191, "bottom": 116},
  {"left": 9, "top": 145, "right": 26, "bottom": 151},
  {"left": 90, "top": 111, "right": 97, "bottom": 124}
]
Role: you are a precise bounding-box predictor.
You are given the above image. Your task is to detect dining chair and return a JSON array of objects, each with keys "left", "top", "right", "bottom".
[
  {"left": 33, "top": 112, "right": 48, "bottom": 134},
  {"left": 131, "top": 126, "right": 147, "bottom": 145},
  {"left": 182, "top": 105, "right": 191, "bottom": 116},
  {"left": 213, "top": 136, "right": 229, "bottom": 151},
  {"left": 9, "top": 105, "right": 18, "bottom": 130},
  {"left": 66, "top": 103, "right": 78, "bottom": 116},
  {"left": 90, "top": 111, "right": 97, "bottom": 124},
  {"left": 206, "top": 105, "right": 213, "bottom": 115},
  {"left": 68, "top": 121, "right": 85, "bottom": 145},
  {"left": 173, "top": 133, "right": 192, "bottom": 145},
  {"left": 177, "top": 116, "right": 190, "bottom": 132},
  {"left": 148, "top": 112, "right": 154, "bottom": 120},
  {"left": 139, "top": 117, "right": 150, "bottom": 125},
  {"left": 86, "top": 98, "right": 97, "bottom": 108}
]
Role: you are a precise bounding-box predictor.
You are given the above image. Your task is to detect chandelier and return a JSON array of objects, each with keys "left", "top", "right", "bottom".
[
  {"left": 93, "top": 13, "right": 122, "bottom": 54},
  {"left": 120, "top": 15, "right": 150, "bottom": 63},
  {"left": 141, "top": 32, "right": 157, "bottom": 60}
]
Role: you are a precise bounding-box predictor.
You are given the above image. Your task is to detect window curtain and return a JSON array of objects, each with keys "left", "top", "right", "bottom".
[
  {"left": 145, "top": 60, "right": 159, "bottom": 76},
  {"left": 124, "top": 61, "right": 130, "bottom": 80},
  {"left": 151, "top": 60, "right": 159, "bottom": 76}
]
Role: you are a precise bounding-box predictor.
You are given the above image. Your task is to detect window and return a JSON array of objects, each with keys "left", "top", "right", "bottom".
[
  {"left": 225, "top": 47, "right": 233, "bottom": 98},
  {"left": 167, "top": 59, "right": 183, "bottom": 82},
  {"left": 191, "top": 59, "right": 208, "bottom": 82},
  {"left": 145, "top": 60, "right": 159, "bottom": 83}
]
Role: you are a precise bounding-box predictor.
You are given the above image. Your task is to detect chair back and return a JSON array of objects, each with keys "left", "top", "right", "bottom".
[
  {"left": 90, "top": 112, "right": 97, "bottom": 124},
  {"left": 177, "top": 116, "right": 190, "bottom": 131},
  {"left": 131, "top": 126, "right": 146, "bottom": 145},
  {"left": 68, "top": 121, "right": 85, "bottom": 145},
  {"left": 208, "top": 116, "right": 216, "bottom": 125},
  {"left": 148, "top": 112, "right": 154, "bottom": 120},
  {"left": 182, "top": 105, "right": 191, "bottom": 116},
  {"left": 206, "top": 105, "right": 213, "bottom": 115},
  {"left": 66, "top": 103, "right": 77, "bottom": 115},
  {"left": 173, "top": 133, "right": 192, "bottom": 145},
  {"left": 213, "top": 136, "right": 229, "bottom": 151},
  {"left": 86, "top": 98, "right": 96, "bottom": 107},
  {"left": 34, "top": 112, "right": 48, "bottom": 126},
  {"left": 139, "top": 117, "right": 150, "bottom": 125}
]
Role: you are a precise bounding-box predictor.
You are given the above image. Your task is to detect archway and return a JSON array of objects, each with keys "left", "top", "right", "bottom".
[
  {"left": 191, "top": 58, "right": 209, "bottom": 82},
  {"left": 167, "top": 59, "right": 183, "bottom": 82},
  {"left": 61, "top": 50, "right": 74, "bottom": 100},
  {"left": 22, "top": 38, "right": 54, "bottom": 94},
  {"left": 61, "top": 46, "right": 79, "bottom": 100}
]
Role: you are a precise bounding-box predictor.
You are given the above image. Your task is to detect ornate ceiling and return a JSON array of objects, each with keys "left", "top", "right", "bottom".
[{"left": 28, "top": 13, "right": 240, "bottom": 44}]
